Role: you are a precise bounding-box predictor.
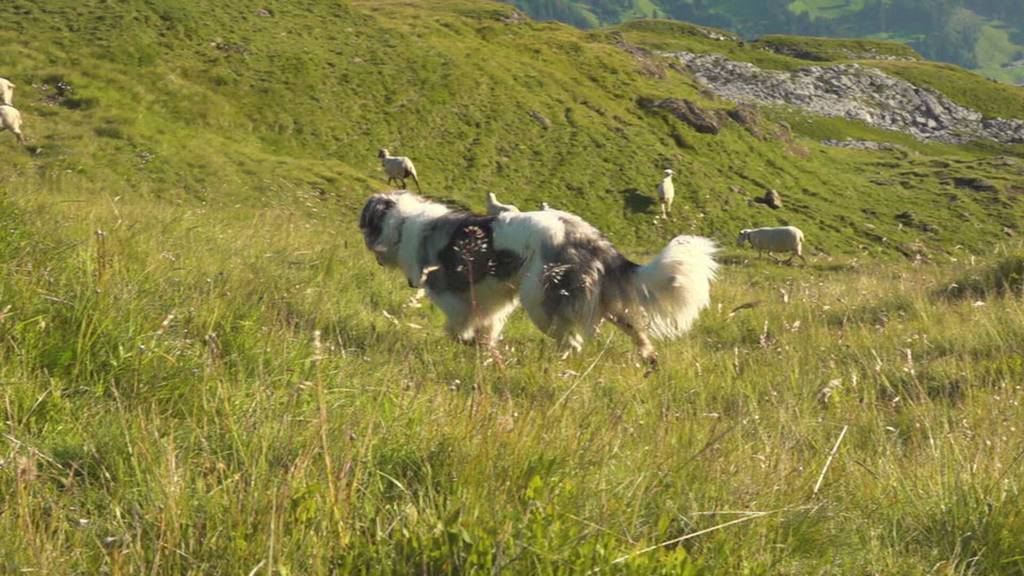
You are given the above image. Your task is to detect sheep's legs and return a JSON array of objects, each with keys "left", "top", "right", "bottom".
[
  {"left": 784, "top": 252, "right": 807, "bottom": 266},
  {"left": 660, "top": 202, "right": 667, "bottom": 219}
]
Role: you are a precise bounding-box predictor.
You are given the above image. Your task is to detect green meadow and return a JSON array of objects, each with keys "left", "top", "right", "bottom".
[{"left": 2, "top": 0, "right": 1023, "bottom": 573}]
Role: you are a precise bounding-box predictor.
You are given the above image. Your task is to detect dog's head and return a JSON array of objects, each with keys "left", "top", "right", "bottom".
[
  {"left": 737, "top": 229, "right": 750, "bottom": 246},
  {"left": 359, "top": 194, "right": 401, "bottom": 266},
  {"left": 377, "top": 148, "right": 389, "bottom": 160}
]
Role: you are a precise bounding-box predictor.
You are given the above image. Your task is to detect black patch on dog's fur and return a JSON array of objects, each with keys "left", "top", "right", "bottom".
[
  {"left": 359, "top": 195, "right": 396, "bottom": 247},
  {"left": 427, "top": 215, "right": 523, "bottom": 293},
  {"left": 541, "top": 216, "right": 639, "bottom": 320}
]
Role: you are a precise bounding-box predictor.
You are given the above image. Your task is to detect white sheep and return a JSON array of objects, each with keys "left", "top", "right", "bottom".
[
  {"left": 377, "top": 148, "right": 420, "bottom": 191},
  {"left": 0, "top": 78, "right": 15, "bottom": 106},
  {"left": 0, "top": 104, "right": 25, "bottom": 144},
  {"left": 657, "top": 169, "right": 674, "bottom": 218},
  {"left": 486, "top": 191, "right": 520, "bottom": 215},
  {"left": 737, "top": 226, "right": 807, "bottom": 264}
]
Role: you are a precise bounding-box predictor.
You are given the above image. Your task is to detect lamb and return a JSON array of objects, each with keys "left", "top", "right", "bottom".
[
  {"left": 0, "top": 78, "right": 15, "bottom": 106},
  {"left": 657, "top": 169, "right": 675, "bottom": 218},
  {"left": 485, "top": 192, "right": 520, "bottom": 215},
  {"left": 377, "top": 148, "right": 421, "bottom": 191},
  {"left": 0, "top": 104, "right": 25, "bottom": 144},
  {"left": 737, "top": 226, "right": 807, "bottom": 264}
]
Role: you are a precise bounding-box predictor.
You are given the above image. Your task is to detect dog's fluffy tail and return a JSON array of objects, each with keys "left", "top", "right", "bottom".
[{"left": 632, "top": 235, "right": 719, "bottom": 340}]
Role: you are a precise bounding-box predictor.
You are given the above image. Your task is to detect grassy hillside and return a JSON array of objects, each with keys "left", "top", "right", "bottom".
[{"left": 2, "top": 0, "right": 1024, "bottom": 573}]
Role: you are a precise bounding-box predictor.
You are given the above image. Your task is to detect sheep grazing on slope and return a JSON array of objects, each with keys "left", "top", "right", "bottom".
[
  {"left": 737, "top": 226, "right": 807, "bottom": 265},
  {"left": 0, "top": 78, "right": 15, "bottom": 106},
  {"left": 486, "top": 192, "right": 520, "bottom": 215},
  {"left": 657, "top": 169, "right": 675, "bottom": 218},
  {"left": 377, "top": 148, "right": 421, "bottom": 191},
  {"left": 0, "top": 104, "right": 25, "bottom": 144}
]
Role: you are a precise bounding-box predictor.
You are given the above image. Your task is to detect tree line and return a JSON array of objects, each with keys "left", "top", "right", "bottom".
[{"left": 510, "top": 0, "right": 1024, "bottom": 69}]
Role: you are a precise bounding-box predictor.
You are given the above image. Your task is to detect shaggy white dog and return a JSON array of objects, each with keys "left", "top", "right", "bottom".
[{"left": 360, "top": 192, "right": 719, "bottom": 365}]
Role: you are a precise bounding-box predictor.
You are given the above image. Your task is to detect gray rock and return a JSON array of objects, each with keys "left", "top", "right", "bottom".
[{"left": 661, "top": 51, "right": 1024, "bottom": 144}]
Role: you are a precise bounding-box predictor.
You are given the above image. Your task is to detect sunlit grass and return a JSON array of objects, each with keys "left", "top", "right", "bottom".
[
  {"left": 2, "top": 179, "right": 1023, "bottom": 573},
  {"left": 1, "top": 0, "right": 1024, "bottom": 573}
]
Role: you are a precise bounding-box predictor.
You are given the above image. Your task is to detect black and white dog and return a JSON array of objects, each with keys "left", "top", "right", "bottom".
[{"left": 359, "top": 192, "right": 718, "bottom": 365}]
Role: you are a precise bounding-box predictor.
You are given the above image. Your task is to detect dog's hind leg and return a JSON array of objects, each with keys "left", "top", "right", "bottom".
[{"left": 610, "top": 316, "right": 657, "bottom": 367}]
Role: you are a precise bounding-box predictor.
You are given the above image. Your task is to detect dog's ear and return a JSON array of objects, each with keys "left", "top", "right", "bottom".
[{"left": 359, "top": 195, "right": 397, "bottom": 246}]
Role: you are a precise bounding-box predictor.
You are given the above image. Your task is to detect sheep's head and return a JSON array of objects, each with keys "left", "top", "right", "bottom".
[
  {"left": 359, "top": 194, "right": 401, "bottom": 266},
  {"left": 0, "top": 78, "right": 14, "bottom": 106},
  {"left": 377, "top": 148, "right": 389, "bottom": 160},
  {"left": 736, "top": 229, "right": 750, "bottom": 246}
]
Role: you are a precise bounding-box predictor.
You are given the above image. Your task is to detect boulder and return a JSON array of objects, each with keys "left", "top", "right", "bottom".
[{"left": 753, "top": 188, "right": 783, "bottom": 209}]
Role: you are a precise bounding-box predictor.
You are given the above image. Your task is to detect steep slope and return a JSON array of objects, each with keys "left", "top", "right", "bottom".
[{"left": 2, "top": 0, "right": 1023, "bottom": 260}]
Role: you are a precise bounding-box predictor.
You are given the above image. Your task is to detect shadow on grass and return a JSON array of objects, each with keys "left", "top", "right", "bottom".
[{"left": 620, "top": 187, "right": 654, "bottom": 214}]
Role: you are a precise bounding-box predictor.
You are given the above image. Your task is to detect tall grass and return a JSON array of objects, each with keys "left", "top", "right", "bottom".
[
  {"left": 1, "top": 0, "right": 1023, "bottom": 572},
  {"left": 2, "top": 181, "right": 1023, "bottom": 573}
]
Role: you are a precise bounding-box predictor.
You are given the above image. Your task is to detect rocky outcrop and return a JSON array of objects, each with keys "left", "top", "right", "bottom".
[
  {"left": 821, "top": 139, "right": 902, "bottom": 151},
  {"left": 665, "top": 51, "right": 1024, "bottom": 144}
]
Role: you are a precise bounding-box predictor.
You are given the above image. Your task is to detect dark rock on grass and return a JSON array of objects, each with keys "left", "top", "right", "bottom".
[
  {"left": 949, "top": 176, "right": 999, "bottom": 193},
  {"left": 638, "top": 97, "right": 720, "bottom": 134},
  {"left": 753, "top": 188, "right": 783, "bottom": 209},
  {"left": 895, "top": 210, "right": 917, "bottom": 225},
  {"left": 727, "top": 104, "right": 764, "bottom": 139},
  {"left": 528, "top": 110, "right": 551, "bottom": 129},
  {"left": 895, "top": 211, "right": 939, "bottom": 233}
]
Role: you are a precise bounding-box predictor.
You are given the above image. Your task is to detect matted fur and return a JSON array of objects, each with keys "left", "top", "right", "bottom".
[{"left": 359, "top": 192, "right": 719, "bottom": 363}]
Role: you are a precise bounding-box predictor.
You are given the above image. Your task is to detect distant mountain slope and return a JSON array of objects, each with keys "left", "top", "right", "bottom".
[{"left": 507, "top": 0, "right": 1024, "bottom": 84}]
